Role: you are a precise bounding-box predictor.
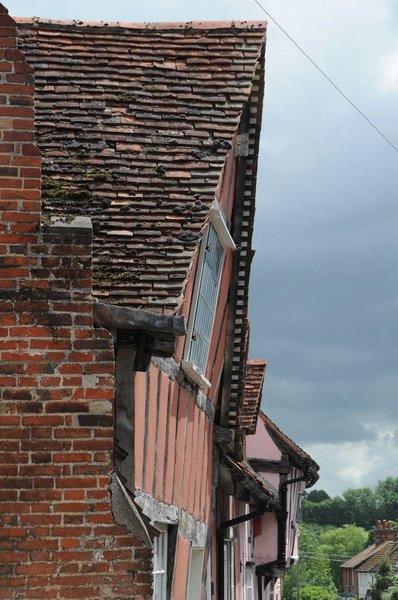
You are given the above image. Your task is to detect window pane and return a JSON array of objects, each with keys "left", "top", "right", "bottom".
[
  {"left": 189, "top": 224, "right": 224, "bottom": 373},
  {"left": 246, "top": 565, "right": 254, "bottom": 600},
  {"left": 187, "top": 548, "right": 205, "bottom": 600},
  {"left": 153, "top": 529, "right": 168, "bottom": 600}
]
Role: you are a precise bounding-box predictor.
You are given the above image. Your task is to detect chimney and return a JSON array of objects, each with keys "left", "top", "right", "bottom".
[{"left": 375, "top": 520, "right": 396, "bottom": 545}]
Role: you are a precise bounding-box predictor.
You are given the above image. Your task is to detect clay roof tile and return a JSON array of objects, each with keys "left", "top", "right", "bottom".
[
  {"left": 241, "top": 359, "right": 267, "bottom": 434},
  {"left": 16, "top": 16, "right": 266, "bottom": 313}
]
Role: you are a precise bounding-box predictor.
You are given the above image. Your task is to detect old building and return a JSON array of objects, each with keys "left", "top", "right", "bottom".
[
  {"left": 340, "top": 520, "right": 398, "bottom": 599},
  {"left": 248, "top": 409, "right": 319, "bottom": 598},
  {"left": 0, "top": 3, "right": 270, "bottom": 598},
  {"left": 0, "top": 2, "right": 319, "bottom": 597},
  {"left": 216, "top": 359, "right": 319, "bottom": 600}
]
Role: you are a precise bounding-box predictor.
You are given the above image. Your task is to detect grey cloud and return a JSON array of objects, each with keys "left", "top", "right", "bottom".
[{"left": 263, "top": 372, "right": 398, "bottom": 445}]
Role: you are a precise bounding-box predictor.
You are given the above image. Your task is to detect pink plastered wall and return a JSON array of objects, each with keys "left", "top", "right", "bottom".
[
  {"left": 246, "top": 416, "right": 283, "bottom": 569},
  {"left": 259, "top": 469, "right": 279, "bottom": 490},
  {"left": 253, "top": 512, "right": 279, "bottom": 566},
  {"left": 246, "top": 418, "right": 281, "bottom": 462},
  {"left": 134, "top": 366, "right": 213, "bottom": 524},
  {"left": 172, "top": 534, "right": 191, "bottom": 599}
]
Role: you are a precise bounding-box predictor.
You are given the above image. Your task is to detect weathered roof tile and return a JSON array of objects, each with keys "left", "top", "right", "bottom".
[
  {"left": 258, "top": 410, "right": 320, "bottom": 481},
  {"left": 16, "top": 17, "right": 266, "bottom": 312},
  {"left": 241, "top": 359, "right": 267, "bottom": 434}
]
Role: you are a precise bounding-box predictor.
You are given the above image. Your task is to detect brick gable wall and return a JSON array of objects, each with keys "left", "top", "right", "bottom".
[{"left": 0, "top": 5, "right": 152, "bottom": 598}]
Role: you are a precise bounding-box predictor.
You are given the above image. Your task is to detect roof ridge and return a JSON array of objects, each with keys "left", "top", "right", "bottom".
[{"left": 15, "top": 16, "right": 267, "bottom": 31}]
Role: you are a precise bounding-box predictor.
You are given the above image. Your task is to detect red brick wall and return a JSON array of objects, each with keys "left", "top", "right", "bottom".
[{"left": 0, "top": 5, "right": 152, "bottom": 598}]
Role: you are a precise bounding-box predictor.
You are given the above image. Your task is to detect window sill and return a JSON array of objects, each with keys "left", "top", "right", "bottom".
[{"left": 181, "top": 360, "right": 211, "bottom": 390}]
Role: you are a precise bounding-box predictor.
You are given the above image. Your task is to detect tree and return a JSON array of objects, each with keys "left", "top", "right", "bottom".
[
  {"left": 320, "top": 523, "right": 368, "bottom": 557},
  {"left": 283, "top": 524, "right": 337, "bottom": 599},
  {"left": 375, "top": 478, "right": 398, "bottom": 522},
  {"left": 303, "top": 496, "right": 351, "bottom": 527},
  {"left": 301, "top": 477, "right": 398, "bottom": 529},
  {"left": 370, "top": 559, "right": 398, "bottom": 600},
  {"left": 306, "top": 489, "right": 330, "bottom": 503},
  {"left": 300, "top": 586, "right": 337, "bottom": 600},
  {"left": 319, "top": 524, "right": 368, "bottom": 590},
  {"left": 342, "top": 487, "right": 377, "bottom": 528}
]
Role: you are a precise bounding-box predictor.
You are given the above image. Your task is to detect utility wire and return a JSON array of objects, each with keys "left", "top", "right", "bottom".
[
  {"left": 320, "top": 461, "right": 398, "bottom": 495},
  {"left": 300, "top": 553, "right": 353, "bottom": 561},
  {"left": 253, "top": 0, "right": 398, "bottom": 153},
  {"left": 318, "top": 451, "right": 398, "bottom": 484},
  {"left": 315, "top": 443, "right": 365, "bottom": 460}
]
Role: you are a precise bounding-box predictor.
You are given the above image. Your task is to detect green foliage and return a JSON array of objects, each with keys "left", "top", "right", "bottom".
[
  {"left": 342, "top": 487, "right": 377, "bottom": 527},
  {"left": 303, "top": 496, "right": 351, "bottom": 527},
  {"left": 319, "top": 524, "right": 368, "bottom": 590},
  {"left": 283, "top": 524, "right": 337, "bottom": 599},
  {"left": 290, "top": 477, "right": 398, "bottom": 597},
  {"left": 302, "top": 476, "right": 398, "bottom": 528},
  {"left": 300, "top": 586, "right": 337, "bottom": 600},
  {"left": 388, "top": 588, "right": 398, "bottom": 600},
  {"left": 306, "top": 489, "right": 330, "bottom": 503},
  {"left": 375, "top": 478, "right": 398, "bottom": 521},
  {"left": 319, "top": 523, "right": 368, "bottom": 556},
  {"left": 370, "top": 559, "right": 398, "bottom": 600}
]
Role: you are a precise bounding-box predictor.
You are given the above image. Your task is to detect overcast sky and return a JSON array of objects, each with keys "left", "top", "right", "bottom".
[{"left": 7, "top": 0, "right": 398, "bottom": 497}]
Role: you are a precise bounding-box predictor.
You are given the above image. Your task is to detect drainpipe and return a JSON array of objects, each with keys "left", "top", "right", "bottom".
[{"left": 217, "top": 506, "right": 269, "bottom": 600}]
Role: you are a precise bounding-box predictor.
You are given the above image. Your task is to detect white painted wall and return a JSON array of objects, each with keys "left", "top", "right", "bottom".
[{"left": 358, "top": 572, "right": 374, "bottom": 599}]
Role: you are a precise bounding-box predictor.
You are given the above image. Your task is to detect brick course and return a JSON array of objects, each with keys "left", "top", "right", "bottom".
[{"left": 0, "top": 5, "right": 152, "bottom": 598}]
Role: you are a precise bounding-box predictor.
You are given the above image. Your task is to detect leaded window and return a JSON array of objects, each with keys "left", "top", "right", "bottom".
[
  {"left": 182, "top": 202, "right": 235, "bottom": 388},
  {"left": 189, "top": 223, "right": 224, "bottom": 374}
]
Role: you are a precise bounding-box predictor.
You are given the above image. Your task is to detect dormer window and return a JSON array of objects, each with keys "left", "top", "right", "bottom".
[{"left": 182, "top": 201, "right": 235, "bottom": 388}]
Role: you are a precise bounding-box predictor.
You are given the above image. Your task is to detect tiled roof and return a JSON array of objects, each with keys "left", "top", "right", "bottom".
[
  {"left": 259, "top": 411, "right": 319, "bottom": 484},
  {"left": 357, "top": 541, "right": 398, "bottom": 572},
  {"left": 16, "top": 17, "right": 266, "bottom": 313},
  {"left": 240, "top": 359, "right": 266, "bottom": 434},
  {"left": 340, "top": 543, "right": 377, "bottom": 569},
  {"left": 222, "top": 453, "right": 280, "bottom": 509}
]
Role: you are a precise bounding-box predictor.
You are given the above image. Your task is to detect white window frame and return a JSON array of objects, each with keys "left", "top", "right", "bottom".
[
  {"left": 224, "top": 535, "right": 236, "bottom": 600},
  {"left": 182, "top": 201, "right": 235, "bottom": 389},
  {"left": 268, "top": 580, "right": 275, "bottom": 600},
  {"left": 245, "top": 562, "right": 255, "bottom": 600},
  {"left": 206, "top": 554, "right": 212, "bottom": 600},
  {"left": 187, "top": 546, "right": 206, "bottom": 600},
  {"left": 153, "top": 524, "right": 168, "bottom": 600}
]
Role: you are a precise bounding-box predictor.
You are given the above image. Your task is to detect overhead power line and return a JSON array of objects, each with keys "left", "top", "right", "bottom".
[
  {"left": 318, "top": 450, "right": 398, "bottom": 485},
  {"left": 320, "top": 461, "right": 398, "bottom": 495},
  {"left": 253, "top": 0, "right": 398, "bottom": 153},
  {"left": 315, "top": 443, "right": 365, "bottom": 460},
  {"left": 300, "top": 553, "right": 353, "bottom": 562}
]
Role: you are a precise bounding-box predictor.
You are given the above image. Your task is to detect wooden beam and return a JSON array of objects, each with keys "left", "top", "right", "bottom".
[
  {"left": 249, "top": 456, "right": 290, "bottom": 474},
  {"left": 115, "top": 347, "right": 136, "bottom": 493},
  {"left": 94, "top": 301, "right": 186, "bottom": 336}
]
